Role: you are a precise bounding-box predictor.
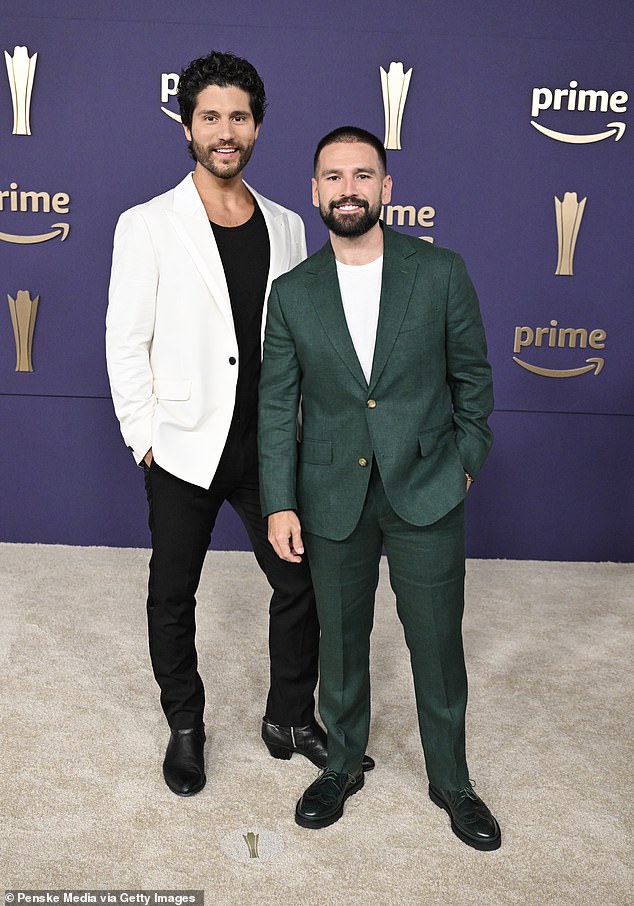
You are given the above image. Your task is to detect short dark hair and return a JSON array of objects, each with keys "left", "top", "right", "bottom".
[
  {"left": 177, "top": 51, "right": 267, "bottom": 129},
  {"left": 314, "top": 126, "right": 387, "bottom": 174}
]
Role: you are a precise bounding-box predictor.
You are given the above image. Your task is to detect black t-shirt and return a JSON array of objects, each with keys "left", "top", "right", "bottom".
[{"left": 210, "top": 201, "right": 270, "bottom": 430}]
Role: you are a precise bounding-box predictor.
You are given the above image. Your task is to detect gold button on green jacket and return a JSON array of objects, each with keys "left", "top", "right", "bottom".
[{"left": 258, "top": 225, "right": 493, "bottom": 540}]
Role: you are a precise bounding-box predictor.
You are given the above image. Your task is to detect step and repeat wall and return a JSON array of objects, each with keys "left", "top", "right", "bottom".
[{"left": 0, "top": 1, "right": 631, "bottom": 560}]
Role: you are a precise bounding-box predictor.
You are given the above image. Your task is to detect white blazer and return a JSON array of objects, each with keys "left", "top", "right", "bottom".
[{"left": 106, "top": 172, "right": 307, "bottom": 488}]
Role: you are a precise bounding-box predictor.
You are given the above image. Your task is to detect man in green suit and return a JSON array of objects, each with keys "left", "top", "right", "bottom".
[{"left": 258, "top": 126, "right": 500, "bottom": 850}]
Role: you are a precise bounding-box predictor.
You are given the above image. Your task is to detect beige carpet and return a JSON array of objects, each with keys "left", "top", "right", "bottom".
[{"left": 1, "top": 545, "right": 632, "bottom": 905}]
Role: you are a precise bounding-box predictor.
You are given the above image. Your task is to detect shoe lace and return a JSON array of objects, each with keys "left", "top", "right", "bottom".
[
  {"left": 457, "top": 780, "right": 479, "bottom": 802},
  {"left": 317, "top": 768, "right": 359, "bottom": 788},
  {"left": 319, "top": 768, "right": 355, "bottom": 784}
]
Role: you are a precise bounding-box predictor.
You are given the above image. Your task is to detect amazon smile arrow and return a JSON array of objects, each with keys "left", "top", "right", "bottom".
[
  {"left": 530, "top": 121, "right": 626, "bottom": 144},
  {"left": 161, "top": 106, "right": 182, "bottom": 123},
  {"left": 513, "top": 356, "right": 604, "bottom": 378},
  {"left": 0, "top": 222, "right": 70, "bottom": 244}
]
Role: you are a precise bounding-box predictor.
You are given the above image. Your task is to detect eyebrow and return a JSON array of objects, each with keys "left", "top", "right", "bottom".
[
  {"left": 195, "top": 108, "right": 251, "bottom": 117},
  {"left": 320, "top": 166, "right": 378, "bottom": 176}
]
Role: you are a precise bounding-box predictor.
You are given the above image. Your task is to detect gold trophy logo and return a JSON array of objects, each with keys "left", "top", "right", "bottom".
[
  {"left": 242, "top": 831, "right": 260, "bottom": 858},
  {"left": 4, "top": 45, "right": 38, "bottom": 135},
  {"left": 7, "top": 290, "right": 39, "bottom": 372},
  {"left": 380, "top": 61, "right": 412, "bottom": 150},
  {"left": 554, "top": 192, "right": 587, "bottom": 276}
]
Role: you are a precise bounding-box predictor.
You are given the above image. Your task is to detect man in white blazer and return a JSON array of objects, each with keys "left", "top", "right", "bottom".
[{"left": 106, "top": 52, "right": 355, "bottom": 796}]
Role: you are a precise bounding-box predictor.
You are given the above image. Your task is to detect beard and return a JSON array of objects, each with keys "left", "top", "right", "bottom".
[
  {"left": 320, "top": 195, "right": 382, "bottom": 237},
  {"left": 189, "top": 138, "right": 255, "bottom": 180}
]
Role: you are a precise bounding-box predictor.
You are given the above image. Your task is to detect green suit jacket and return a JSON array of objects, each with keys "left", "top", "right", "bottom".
[{"left": 258, "top": 225, "right": 493, "bottom": 541}]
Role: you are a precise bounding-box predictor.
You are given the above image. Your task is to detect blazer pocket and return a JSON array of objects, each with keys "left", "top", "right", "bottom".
[
  {"left": 399, "top": 306, "right": 441, "bottom": 333},
  {"left": 299, "top": 438, "right": 333, "bottom": 465},
  {"left": 418, "top": 422, "right": 454, "bottom": 456},
  {"left": 153, "top": 379, "right": 191, "bottom": 401}
]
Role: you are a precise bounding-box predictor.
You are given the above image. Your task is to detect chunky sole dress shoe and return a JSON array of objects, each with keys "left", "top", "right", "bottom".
[
  {"left": 162, "top": 726, "right": 206, "bottom": 796},
  {"left": 295, "top": 769, "right": 364, "bottom": 828},
  {"left": 429, "top": 782, "right": 501, "bottom": 851},
  {"left": 261, "top": 718, "right": 375, "bottom": 771}
]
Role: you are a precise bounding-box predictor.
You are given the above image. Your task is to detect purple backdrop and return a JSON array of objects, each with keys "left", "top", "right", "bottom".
[{"left": 1, "top": 0, "right": 632, "bottom": 560}]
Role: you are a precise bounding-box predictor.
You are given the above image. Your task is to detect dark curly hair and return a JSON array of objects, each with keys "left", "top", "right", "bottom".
[{"left": 177, "top": 51, "right": 267, "bottom": 129}]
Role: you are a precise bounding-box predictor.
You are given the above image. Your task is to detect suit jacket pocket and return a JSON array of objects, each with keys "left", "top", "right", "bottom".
[
  {"left": 153, "top": 379, "right": 191, "bottom": 401},
  {"left": 299, "top": 438, "right": 333, "bottom": 465},
  {"left": 399, "top": 307, "right": 440, "bottom": 333},
  {"left": 418, "top": 422, "right": 454, "bottom": 456}
]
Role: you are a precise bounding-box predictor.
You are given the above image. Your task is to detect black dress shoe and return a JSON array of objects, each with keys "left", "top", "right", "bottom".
[
  {"left": 261, "top": 718, "right": 375, "bottom": 771},
  {"left": 162, "top": 726, "right": 206, "bottom": 796},
  {"left": 295, "top": 768, "right": 364, "bottom": 828},
  {"left": 429, "top": 782, "right": 501, "bottom": 850}
]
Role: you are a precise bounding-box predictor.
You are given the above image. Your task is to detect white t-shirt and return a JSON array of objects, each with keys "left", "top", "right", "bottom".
[{"left": 336, "top": 255, "right": 383, "bottom": 384}]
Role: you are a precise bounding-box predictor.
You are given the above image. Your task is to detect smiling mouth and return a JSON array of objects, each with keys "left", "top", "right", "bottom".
[
  {"left": 214, "top": 147, "right": 239, "bottom": 155},
  {"left": 332, "top": 197, "right": 367, "bottom": 213}
]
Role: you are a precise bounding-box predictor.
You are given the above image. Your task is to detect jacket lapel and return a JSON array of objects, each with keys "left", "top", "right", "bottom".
[
  {"left": 306, "top": 244, "right": 368, "bottom": 390},
  {"left": 167, "top": 173, "right": 234, "bottom": 331},
  {"left": 248, "top": 183, "right": 289, "bottom": 299},
  {"left": 369, "top": 228, "right": 418, "bottom": 390},
  {"left": 249, "top": 184, "right": 291, "bottom": 349}
]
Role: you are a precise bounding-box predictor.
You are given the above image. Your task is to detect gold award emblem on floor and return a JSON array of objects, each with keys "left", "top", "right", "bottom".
[{"left": 220, "top": 828, "right": 284, "bottom": 863}]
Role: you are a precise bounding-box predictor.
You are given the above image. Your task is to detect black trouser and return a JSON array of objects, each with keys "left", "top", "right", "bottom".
[{"left": 143, "top": 421, "right": 319, "bottom": 730}]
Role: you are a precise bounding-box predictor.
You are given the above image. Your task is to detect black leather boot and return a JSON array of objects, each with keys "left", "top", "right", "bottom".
[
  {"left": 162, "top": 726, "right": 206, "bottom": 796},
  {"left": 261, "top": 718, "right": 375, "bottom": 771}
]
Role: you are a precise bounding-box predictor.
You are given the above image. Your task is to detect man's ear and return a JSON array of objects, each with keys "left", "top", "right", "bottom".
[
  {"left": 311, "top": 177, "right": 319, "bottom": 208},
  {"left": 382, "top": 174, "right": 393, "bottom": 205}
]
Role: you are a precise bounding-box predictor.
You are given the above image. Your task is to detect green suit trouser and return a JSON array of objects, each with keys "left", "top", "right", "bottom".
[{"left": 303, "top": 461, "right": 470, "bottom": 789}]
